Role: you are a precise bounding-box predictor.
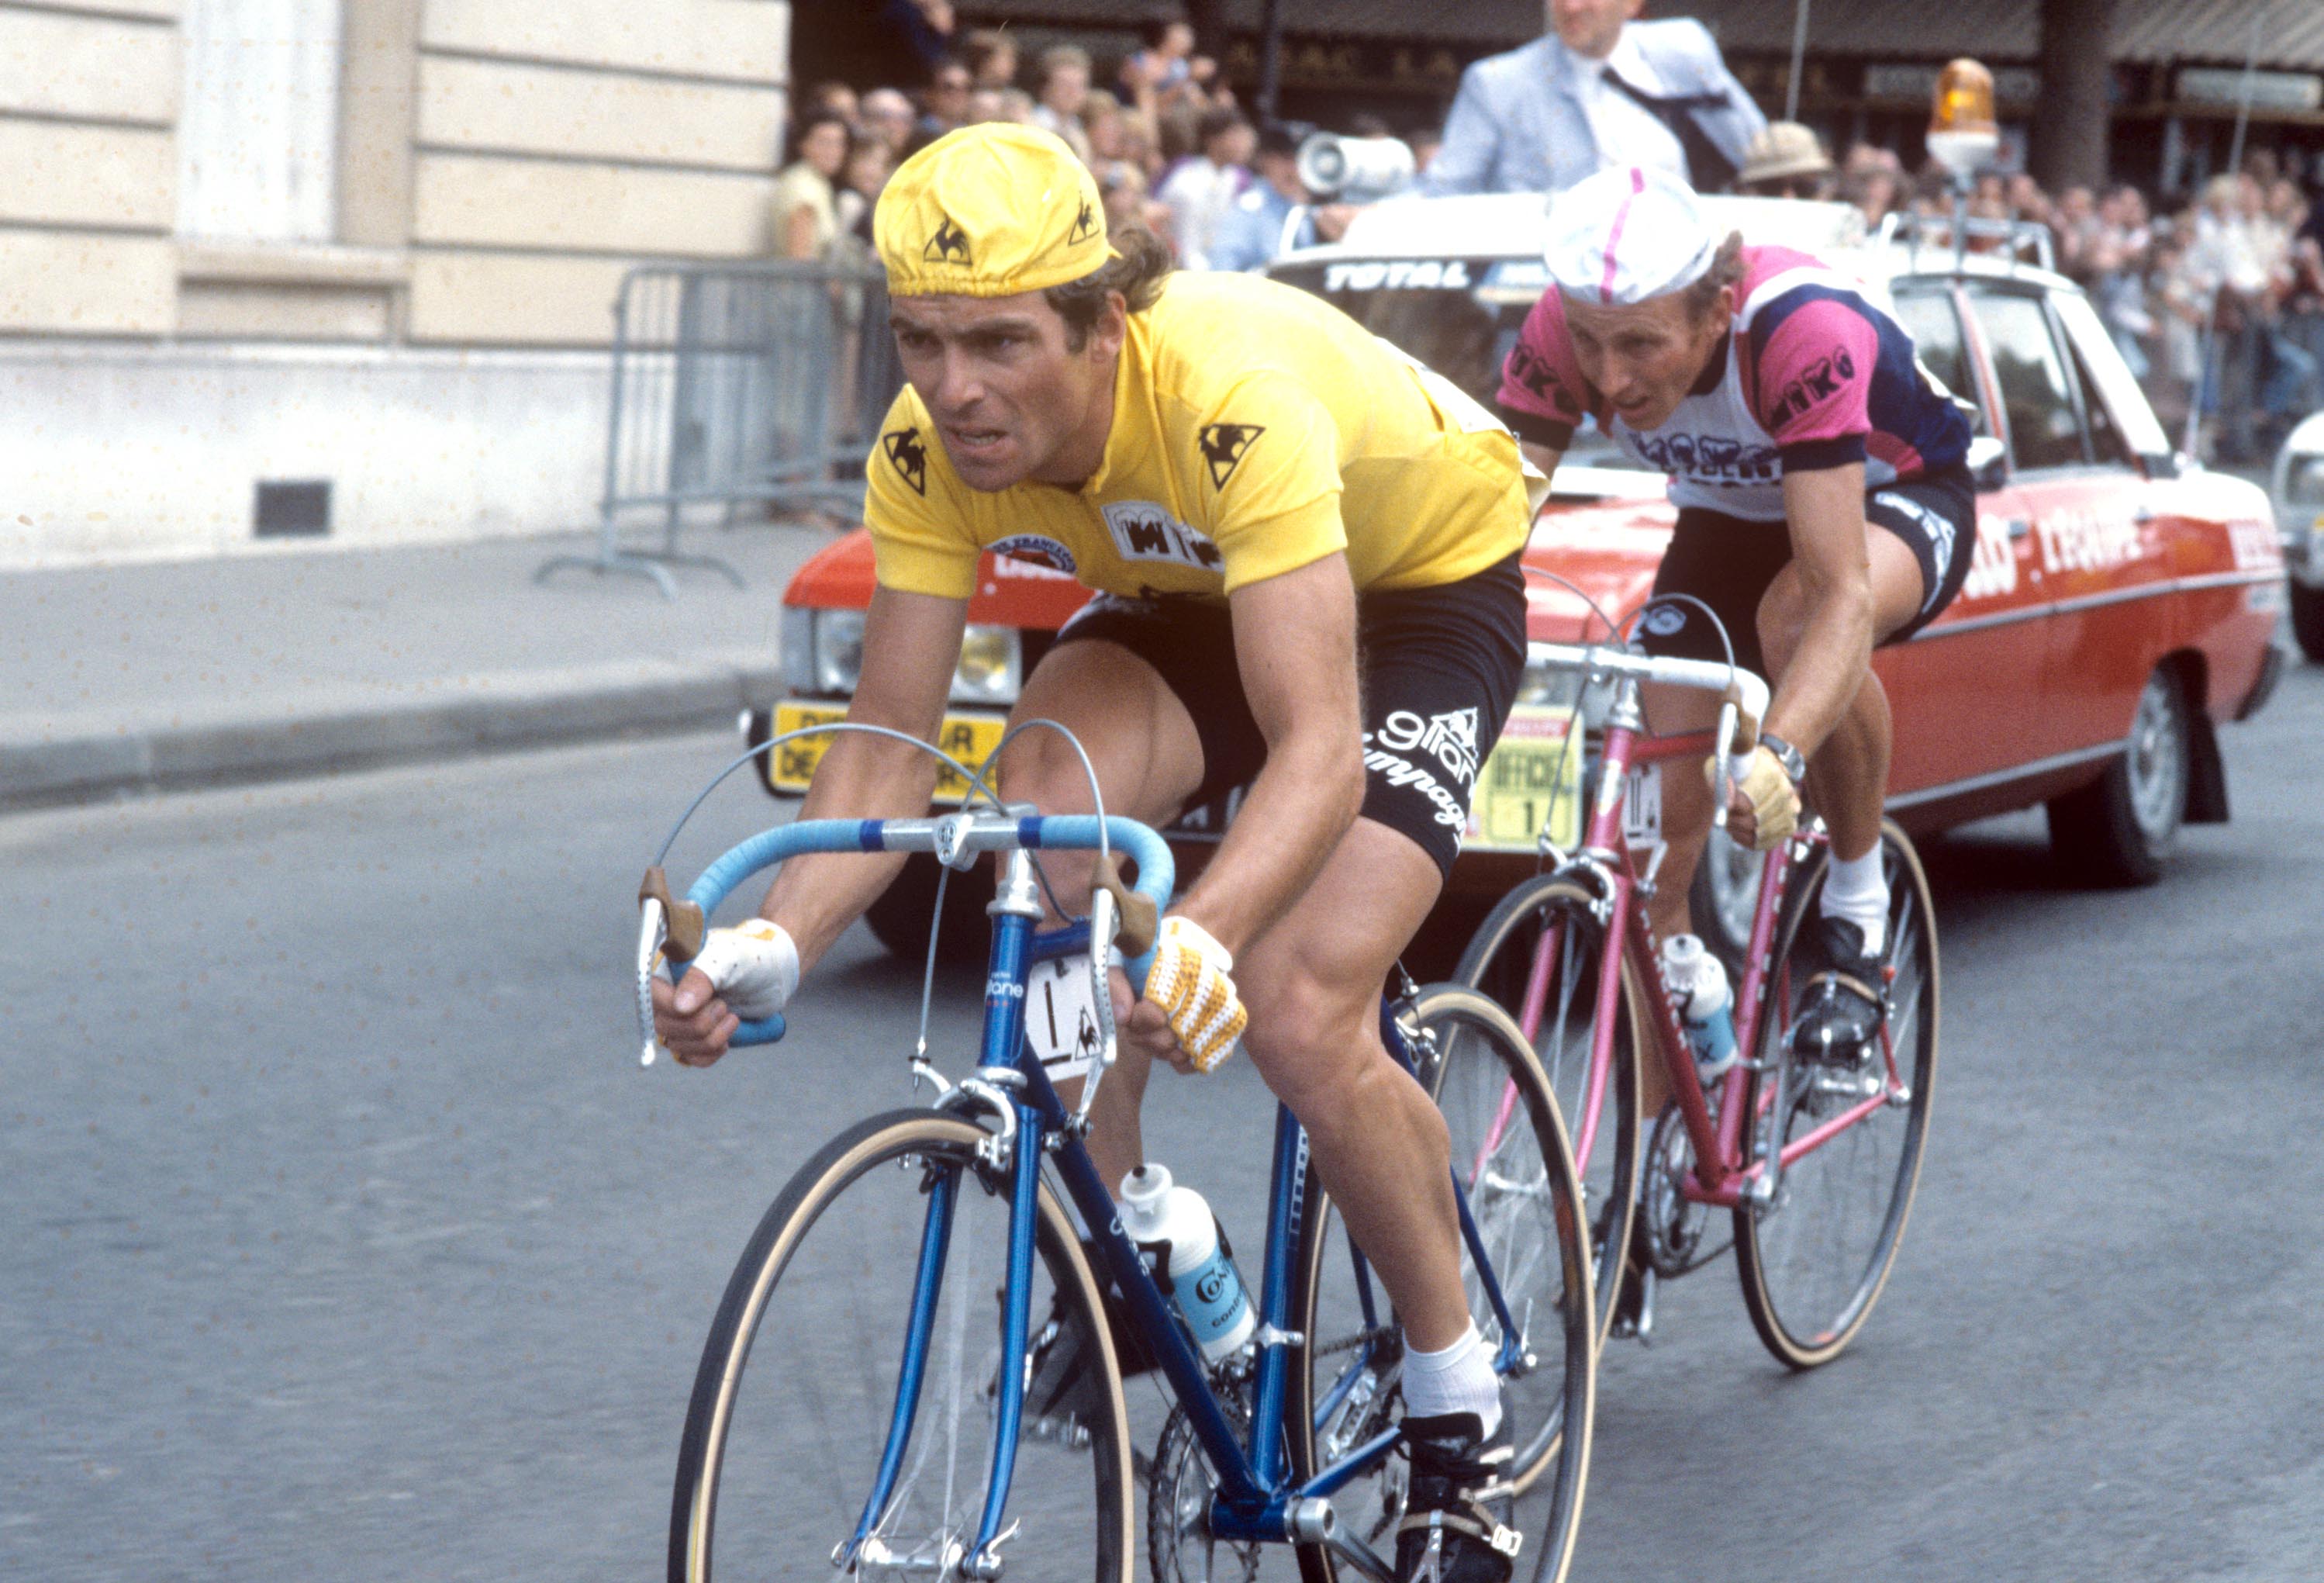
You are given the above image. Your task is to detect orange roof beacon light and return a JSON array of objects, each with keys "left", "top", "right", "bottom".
[{"left": 1925, "top": 57, "right": 1999, "bottom": 179}]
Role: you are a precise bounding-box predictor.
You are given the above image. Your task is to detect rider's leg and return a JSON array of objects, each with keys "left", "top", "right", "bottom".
[
  {"left": 993, "top": 636, "right": 1204, "bottom": 1192},
  {"left": 1751, "top": 527, "right": 1926, "bottom": 871},
  {"left": 1637, "top": 683, "right": 1721, "bottom": 1121},
  {"left": 1233, "top": 817, "right": 1471, "bottom": 1351},
  {"left": 1753, "top": 526, "right": 1929, "bottom": 1059}
]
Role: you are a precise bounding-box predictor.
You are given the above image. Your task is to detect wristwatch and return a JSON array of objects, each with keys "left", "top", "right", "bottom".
[{"left": 1759, "top": 732, "right": 1808, "bottom": 786}]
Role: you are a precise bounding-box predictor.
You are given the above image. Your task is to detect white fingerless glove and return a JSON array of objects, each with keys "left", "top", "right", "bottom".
[
  {"left": 688, "top": 919, "right": 800, "bottom": 1020},
  {"left": 1142, "top": 916, "right": 1247, "bottom": 1073},
  {"left": 1705, "top": 744, "right": 1803, "bottom": 852}
]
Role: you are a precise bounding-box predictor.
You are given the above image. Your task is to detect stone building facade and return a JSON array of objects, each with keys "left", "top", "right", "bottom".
[{"left": 2, "top": 0, "right": 793, "bottom": 566}]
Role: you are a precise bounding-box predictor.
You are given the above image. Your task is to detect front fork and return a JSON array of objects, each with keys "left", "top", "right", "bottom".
[{"left": 841, "top": 854, "right": 1050, "bottom": 1578}]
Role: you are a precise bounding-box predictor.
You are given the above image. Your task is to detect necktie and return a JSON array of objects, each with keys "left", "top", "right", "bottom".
[{"left": 1600, "top": 64, "right": 1739, "bottom": 192}]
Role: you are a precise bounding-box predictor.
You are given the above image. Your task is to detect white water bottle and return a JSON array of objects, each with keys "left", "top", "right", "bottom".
[
  {"left": 1660, "top": 934, "right": 1740, "bottom": 1080},
  {"left": 1118, "top": 1165, "right": 1256, "bottom": 1362}
]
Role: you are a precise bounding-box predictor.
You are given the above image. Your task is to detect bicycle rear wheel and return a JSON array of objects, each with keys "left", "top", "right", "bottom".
[
  {"left": 669, "top": 1109, "right": 1133, "bottom": 1581},
  {"left": 1288, "top": 987, "right": 1595, "bottom": 1583},
  {"left": 1456, "top": 874, "right": 1644, "bottom": 1346},
  {"left": 1733, "top": 821, "right": 1939, "bottom": 1370}
]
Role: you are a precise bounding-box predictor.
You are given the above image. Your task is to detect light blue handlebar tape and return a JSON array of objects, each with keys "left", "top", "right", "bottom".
[
  {"left": 730, "top": 1011, "right": 787, "bottom": 1045},
  {"left": 1020, "top": 815, "right": 1176, "bottom": 991},
  {"left": 679, "top": 820, "right": 885, "bottom": 1049},
  {"left": 675, "top": 815, "right": 1175, "bottom": 1048}
]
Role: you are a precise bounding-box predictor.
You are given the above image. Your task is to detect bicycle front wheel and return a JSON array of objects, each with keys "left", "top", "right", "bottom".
[
  {"left": 669, "top": 1109, "right": 1134, "bottom": 1582},
  {"left": 1733, "top": 821, "right": 1939, "bottom": 1369},
  {"left": 1456, "top": 874, "right": 1644, "bottom": 1346},
  {"left": 1289, "top": 987, "right": 1595, "bottom": 1583}
]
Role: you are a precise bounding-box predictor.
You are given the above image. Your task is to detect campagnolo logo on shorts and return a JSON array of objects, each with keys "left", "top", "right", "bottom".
[
  {"left": 1631, "top": 432, "right": 1780, "bottom": 483},
  {"left": 1363, "top": 707, "right": 1480, "bottom": 831},
  {"left": 1102, "top": 500, "right": 1222, "bottom": 571}
]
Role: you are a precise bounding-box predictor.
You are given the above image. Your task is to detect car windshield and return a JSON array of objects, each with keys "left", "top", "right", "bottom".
[{"left": 1269, "top": 256, "right": 1632, "bottom": 469}]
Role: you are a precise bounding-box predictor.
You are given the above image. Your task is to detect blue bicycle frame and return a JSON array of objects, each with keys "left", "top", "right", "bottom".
[{"left": 668, "top": 811, "right": 1534, "bottom": 1565}]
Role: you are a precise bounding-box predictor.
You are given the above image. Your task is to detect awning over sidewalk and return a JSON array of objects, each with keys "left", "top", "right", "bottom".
[{"left": 965, "top": 0, "right": 2324, "bottom": 65}]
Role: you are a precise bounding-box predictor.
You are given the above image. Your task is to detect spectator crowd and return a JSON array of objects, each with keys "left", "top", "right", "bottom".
[
  {"left": 1755, "top": 137, "right": 2324, "bottom": 462},
  {"left": 771, "top": 13, "right": 1390, "bottom": 282},
  {"left": 779, "top": 2, "right": 2323, "bottom": 465}
]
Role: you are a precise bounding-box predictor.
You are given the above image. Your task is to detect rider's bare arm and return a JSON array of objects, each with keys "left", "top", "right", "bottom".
[
  {"left": 1518, "top": 440, "right": 1563, "bottom": 486},
  {"left": 759, "top": 585, "right": 969, "bottom": 970},
  {"left": 1170, "top": 552, "right": 1367, "bottom": 957},
  {"left": 1766, "top": 461, "right": 1874, "bottom": 755}
]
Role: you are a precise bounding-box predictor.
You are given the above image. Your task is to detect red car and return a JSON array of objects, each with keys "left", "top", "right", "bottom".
[{"left": 755, "top": 196, "right": 2288, "bottom": 959}]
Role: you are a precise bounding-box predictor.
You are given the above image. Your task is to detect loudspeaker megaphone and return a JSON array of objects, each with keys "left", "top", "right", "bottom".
[{"left": 1295, "top": 134, "right": 1415, "bottom": 200}]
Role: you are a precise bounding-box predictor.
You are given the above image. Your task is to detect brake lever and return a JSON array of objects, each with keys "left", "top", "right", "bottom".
[
  {"left": 1711, "top": 698, "right": 1739, "bottom": 833},
  {"left": 1072, "top": 886, "right": 1121, "bottom": 1134},
  {"left": 635, "top": 897, "right": 665, "bottom": 1067},
  {"left": 634, "top": 866, "right": 706, "bottom": 1069}
]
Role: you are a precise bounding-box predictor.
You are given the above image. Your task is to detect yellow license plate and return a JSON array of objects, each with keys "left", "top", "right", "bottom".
[
  {"left": 771, "top": 702, "right": 1009, "bottom": 801},
  {"left": 1468, "top": 706, "right": 1585, "bottom": 853}
]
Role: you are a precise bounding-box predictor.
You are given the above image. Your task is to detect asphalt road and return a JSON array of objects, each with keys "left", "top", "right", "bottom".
[{"left": 7, "top": 663, "right": 2324, "bottom": 1581}]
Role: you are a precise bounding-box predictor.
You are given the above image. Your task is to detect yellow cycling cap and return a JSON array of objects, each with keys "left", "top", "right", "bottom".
[{"left": 875, "top": 123, "right": 1109, "bottom": 298}]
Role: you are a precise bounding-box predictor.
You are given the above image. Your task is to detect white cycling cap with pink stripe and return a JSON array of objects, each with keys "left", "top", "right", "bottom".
[{"left": 1543, "top": 164, "right": 1718, "bottom": 306}]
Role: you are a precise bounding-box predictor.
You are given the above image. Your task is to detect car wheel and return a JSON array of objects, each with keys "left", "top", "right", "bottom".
[
  {"left": 2046, "top": 665, "right": 2191, "bottom": 887},
  {"left": 2291, "top": 581, "right": 2324, "bottom": 664},
  {"left": 862, "top": 853, "right": 996, "bottom": 963},
  {"left": 1688, "top": 824, "right": 1766, "bottom": 967}
]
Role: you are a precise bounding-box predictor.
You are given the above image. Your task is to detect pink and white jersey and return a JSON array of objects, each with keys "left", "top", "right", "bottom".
[{"left": 1496, "top": 245, "right": 1974, "bottom": 522}]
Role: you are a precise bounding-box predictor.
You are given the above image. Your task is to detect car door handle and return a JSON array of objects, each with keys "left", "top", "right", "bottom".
[{"left": 2004, "top": 517, "right": 2032, "bottom": 541}]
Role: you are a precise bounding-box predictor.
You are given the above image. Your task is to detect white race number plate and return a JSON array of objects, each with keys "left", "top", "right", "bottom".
[{"left": 1025, "top": 954, "right": 1103, "bottom": 1082}]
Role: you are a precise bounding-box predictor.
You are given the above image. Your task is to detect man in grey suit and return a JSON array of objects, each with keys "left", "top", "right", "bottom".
[{"left": 1421, "top": 0, "right": 1765, "bottom": 197}]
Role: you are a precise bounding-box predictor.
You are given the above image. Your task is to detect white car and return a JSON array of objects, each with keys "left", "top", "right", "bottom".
[{"left": 2269, "top": 412, "right": 2324, "bottom": 660}]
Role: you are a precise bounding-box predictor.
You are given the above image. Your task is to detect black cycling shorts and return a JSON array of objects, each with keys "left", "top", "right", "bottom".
[
  {"left": 1636, "top": 465, "right": 1976, "bottom": 680},
  {"left": 1048, "top": 552, "right": 1528, "bottom": 881}
]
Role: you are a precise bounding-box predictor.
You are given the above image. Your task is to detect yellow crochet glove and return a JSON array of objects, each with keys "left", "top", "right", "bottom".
[
  {"left": 1704, "top": 745, "right": 1802, "bottom": 852},
  {"left": 1141, "top": 916, "right": 1247, "bottom": 1072}
]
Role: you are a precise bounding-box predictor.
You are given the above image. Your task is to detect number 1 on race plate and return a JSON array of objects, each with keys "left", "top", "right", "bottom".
[{"left": 1025, "top": 955, "right": 1103, "bottom": 1083}]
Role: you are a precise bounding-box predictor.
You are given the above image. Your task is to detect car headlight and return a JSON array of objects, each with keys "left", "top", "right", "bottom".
[
  {"left": 812, "top": 609, "right": 865, "bottom": 694},
  {"left": 953, "top": 624, "right": 1022, "bottom": 705}
]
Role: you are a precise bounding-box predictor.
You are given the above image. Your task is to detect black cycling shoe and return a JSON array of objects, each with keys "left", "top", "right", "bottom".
[
  {"left": 1789, "top": 916, "right": 1887, "bottom": 1064},
  {"left": 1017, "top": 1239, "right": 1162, "bottom": 1431},
  {"left": 1606, "top": 1221, "right": 1657, "bottom": 1345},
  {"left": 1394, "top": 1412, "right": 1522, "bottom": 1583}
]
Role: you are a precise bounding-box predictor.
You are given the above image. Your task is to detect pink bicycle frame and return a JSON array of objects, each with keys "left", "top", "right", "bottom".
[{"left": 1478, "top": 714, "right": 1905, "bottom": 1211}]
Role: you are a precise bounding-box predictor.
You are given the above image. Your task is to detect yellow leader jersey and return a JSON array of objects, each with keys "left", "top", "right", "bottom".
[{"left": 864, "top": 271, "right": 1531, "bottom": 602}]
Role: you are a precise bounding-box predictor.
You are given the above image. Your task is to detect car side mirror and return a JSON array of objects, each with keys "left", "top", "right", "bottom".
[
  {"left": 2139, "top": 450, "right": 2182, "bottom": 481},
  {"left": 1967, "top": 434, "right": 2008, "bottom": 491}
]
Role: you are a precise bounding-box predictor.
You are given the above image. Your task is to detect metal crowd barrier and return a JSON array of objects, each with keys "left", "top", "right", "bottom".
[{"left": 538, "top": 257, "right": 904, "bottom": 597}]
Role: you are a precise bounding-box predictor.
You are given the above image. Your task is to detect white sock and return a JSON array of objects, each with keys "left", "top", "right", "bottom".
[
  {"left": 1400, "top": 1323, "right": 1502, "bottom": 1439},
  {"left": 1820, "top": 846, "right": 1889, "bottom": 956}
]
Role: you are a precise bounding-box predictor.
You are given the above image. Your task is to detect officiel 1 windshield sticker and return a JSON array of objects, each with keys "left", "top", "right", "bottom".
[
  {"left": 1198, "top": 423, "right": 1264, "bottom": 488},
  {"left": 882, "top": 427, "right": 928, "bottom": 495},
  {"left": 1102, "top": 501, "right": 1222, "bottom": 570},
  {"left": 989, "top": 534, "right": 1078, "bottom": 575}
]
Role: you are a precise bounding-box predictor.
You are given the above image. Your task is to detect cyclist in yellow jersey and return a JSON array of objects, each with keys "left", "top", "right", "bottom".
[{"left": 654, "top": 125, "right": 1535, "bottom": 1580}]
